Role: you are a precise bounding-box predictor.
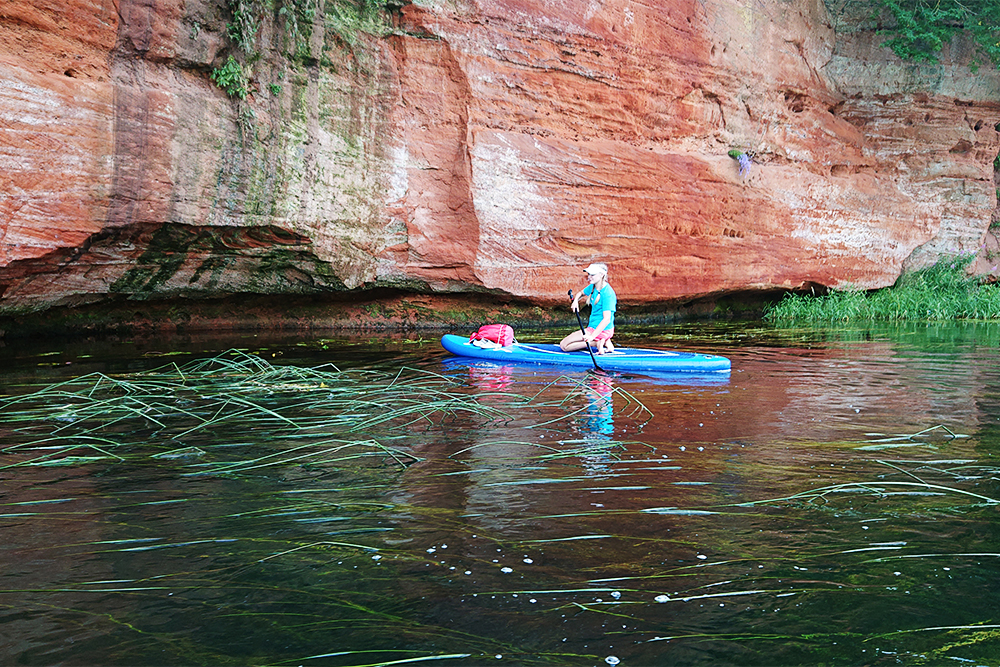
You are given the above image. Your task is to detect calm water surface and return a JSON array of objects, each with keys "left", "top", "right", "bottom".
[{"left": 1, "top": 322, "right": 999, "bottom": 666}]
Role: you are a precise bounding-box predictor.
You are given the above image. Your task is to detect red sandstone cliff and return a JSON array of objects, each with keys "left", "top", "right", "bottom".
[{"left": 1, "top": 0, "right": 998, "bottom": 319}]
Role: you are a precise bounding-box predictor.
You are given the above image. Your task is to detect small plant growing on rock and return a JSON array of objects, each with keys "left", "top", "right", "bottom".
[
  {"left": 728, "top": 149, "right": 753, "bottom": 179},
  {"left": 210, "top": 0, "right": 264, "bottom": 100},
  {"left": 211, "top": 56, "right": 250, "bottom": 99}
]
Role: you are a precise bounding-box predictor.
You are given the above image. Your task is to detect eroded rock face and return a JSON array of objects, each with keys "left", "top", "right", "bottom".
[{"left": 0, "top": 0, "right": 998, "bottom": 319}]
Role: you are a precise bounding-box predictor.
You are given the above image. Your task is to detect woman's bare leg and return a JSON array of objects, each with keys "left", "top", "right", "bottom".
[{"left": 559, "top": 330, "right": 589, "bottom": 352}]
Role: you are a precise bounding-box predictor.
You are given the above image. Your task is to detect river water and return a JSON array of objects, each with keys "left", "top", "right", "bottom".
[{"left": 1, "top": 322, "right": 999, "bottom": 666}]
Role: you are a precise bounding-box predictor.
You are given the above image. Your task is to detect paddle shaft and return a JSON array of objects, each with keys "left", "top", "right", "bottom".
[{"left": 568, "top": 289, "right": 603, "bottom": 372}]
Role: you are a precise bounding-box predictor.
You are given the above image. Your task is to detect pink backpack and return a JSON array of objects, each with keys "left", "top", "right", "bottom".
[{"left": 469, "top": 324, "right": 515, "bottom": 347}]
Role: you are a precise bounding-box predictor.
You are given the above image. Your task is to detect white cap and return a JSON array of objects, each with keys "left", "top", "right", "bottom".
[{"left": 583, "top": 263, "right": 608, "bottom": 276}]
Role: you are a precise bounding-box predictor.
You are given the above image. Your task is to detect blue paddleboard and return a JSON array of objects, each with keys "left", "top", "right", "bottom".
[{"left": 440, "top": 334, "right": 730, "bottom": 373}]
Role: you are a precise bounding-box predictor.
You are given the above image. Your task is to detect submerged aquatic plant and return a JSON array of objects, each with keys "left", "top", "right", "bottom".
[
  {"left": 0, "top": 350, "right": 651, "bottom": 474},
  {"left": 765, "top": 254, "right": 1000, "bottom": 322},
  {"left": 0, "top": 351, "right": 490, "bottom": 471}
]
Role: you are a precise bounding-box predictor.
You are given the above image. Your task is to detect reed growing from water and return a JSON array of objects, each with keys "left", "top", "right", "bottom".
[{"left": 765, "top": 255, "right": 1000, "bottom": 322}]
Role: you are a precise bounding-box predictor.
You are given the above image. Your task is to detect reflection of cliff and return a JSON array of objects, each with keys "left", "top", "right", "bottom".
[
  {"left": 0, "top": 468, "right": 118, "bottom": 649},
  {"left": 2, "top": 1, "right": 999, "bottom": 321},
  {"left": 710, "top": 327, "right": 998, "bottom": 450}
]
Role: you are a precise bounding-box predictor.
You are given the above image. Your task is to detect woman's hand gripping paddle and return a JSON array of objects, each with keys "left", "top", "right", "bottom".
[{"left": 569, "top": 289, "right": 604, "bottom": 373}]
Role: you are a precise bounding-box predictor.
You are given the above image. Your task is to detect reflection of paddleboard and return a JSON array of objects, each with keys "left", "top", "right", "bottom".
[{"left": 440, "top": 334, "right": 731, "bottom": 373}]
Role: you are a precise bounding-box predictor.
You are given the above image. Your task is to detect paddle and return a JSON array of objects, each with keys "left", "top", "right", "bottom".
[{"left": 568, "top": 289, "right": 604, "bottom": 373}]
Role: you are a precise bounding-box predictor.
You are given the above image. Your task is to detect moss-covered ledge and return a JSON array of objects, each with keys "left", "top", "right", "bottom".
[{"left": 0, "top": 290, "right": 767, "bottom": 340}]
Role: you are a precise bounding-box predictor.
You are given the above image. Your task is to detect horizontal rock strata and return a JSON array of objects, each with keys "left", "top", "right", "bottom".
[{"left": 0, "top": 0, "right": 998, "bottom": 324}]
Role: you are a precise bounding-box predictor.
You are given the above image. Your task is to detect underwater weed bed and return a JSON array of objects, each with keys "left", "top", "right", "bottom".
[
  {"left": 0, "top": 349, "right": 669, "bottom": 666},
  {"left": 0, "top": 349, "right": 651, "bottom": 475},
  {"left": 765, "top": 256, "right": 1000, "bottom": 322},
  {"left": 3, "top": 331, "right": 1000, "bottom": 665}
]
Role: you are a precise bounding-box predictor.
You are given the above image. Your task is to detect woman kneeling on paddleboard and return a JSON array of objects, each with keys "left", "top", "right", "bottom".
[{"left": 560, "top": 263, "right": 617, "bottom": 355}]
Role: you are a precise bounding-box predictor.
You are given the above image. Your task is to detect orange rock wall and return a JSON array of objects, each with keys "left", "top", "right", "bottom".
[{"left": 0, "top": 0, "right": 998, "bottom": 316}]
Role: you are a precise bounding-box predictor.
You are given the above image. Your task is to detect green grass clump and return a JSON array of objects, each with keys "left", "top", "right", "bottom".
[{"left": 765, "top": 255, "right": 1000, "bottom": 322}]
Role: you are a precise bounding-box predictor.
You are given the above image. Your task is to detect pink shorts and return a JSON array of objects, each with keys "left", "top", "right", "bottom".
[{"left": 586, "top": 327, "right": 614, "bottom": 342}]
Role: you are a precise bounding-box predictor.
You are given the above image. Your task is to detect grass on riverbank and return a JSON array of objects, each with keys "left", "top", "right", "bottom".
[{"left": 765, "top": 256, "right": 1000, "bottom": 323}]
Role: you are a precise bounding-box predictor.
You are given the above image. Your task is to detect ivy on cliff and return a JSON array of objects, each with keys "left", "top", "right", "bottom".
[
  {"left": 211, "top": 0, "right": 404, "bottom": 99},
  {"left": 227, "top": 0, "right": 266, "bottom": 52},
  {"left": 874, "top": 0, "right": 1000, "bottom": 69},
  {"left": 209, "top": 0, "right": 264, "bottom": 101}
]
